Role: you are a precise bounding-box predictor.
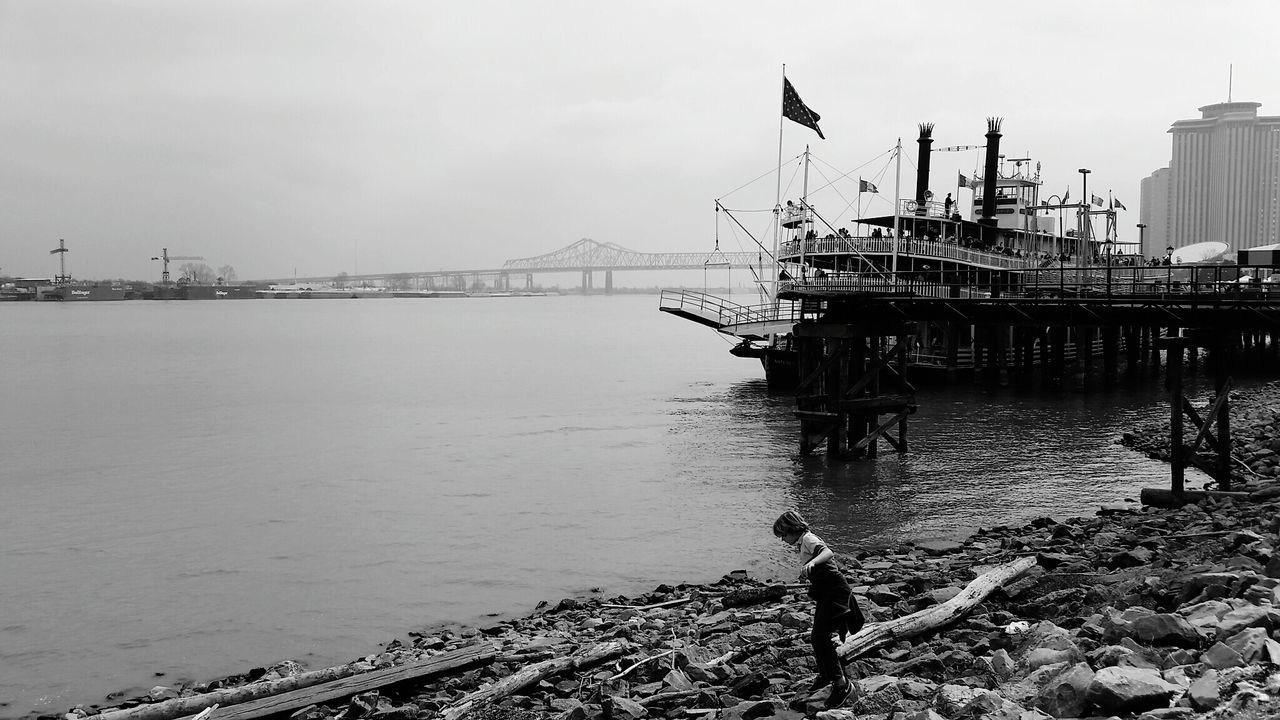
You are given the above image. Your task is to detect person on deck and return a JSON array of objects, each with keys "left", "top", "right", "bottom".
[{"left": 944, "top": 193, "right": 953, "bottom": 217}]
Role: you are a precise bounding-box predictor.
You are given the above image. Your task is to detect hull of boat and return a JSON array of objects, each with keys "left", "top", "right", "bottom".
[
  {"left": 42, "top": 285, "right": 137, "bottom": 301},
  {"left": 147, "top": 285, "right": 259, "bottom": 300}
]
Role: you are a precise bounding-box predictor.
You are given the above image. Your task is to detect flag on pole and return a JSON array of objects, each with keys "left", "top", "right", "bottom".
[
  {"left": 782, "top": 77, "right": 825, "bottom": 139},
  {"left": 1091, "top": 194, "right": 1104, "bottom": 207},
  {"left": 958, "top": 172, "right": 969, "bottom": 189},
  {"left": 859, "top": 179, "right": 878, "bottom": 193},
  {"left": 1113, "top": 198, "right": 1127, "bottom": 211},
  {"left": 1063, "top": 188, "right": 1070, "bottom": 203}
]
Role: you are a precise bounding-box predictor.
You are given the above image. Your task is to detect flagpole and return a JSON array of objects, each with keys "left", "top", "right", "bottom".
[
  {"left": 892, "top": 138, "right": 902, "bottom": 276},
  {"left": 772, "top": 65, "right": 786, "bottom": 302},
  {"left": 801, "top": 145, "right": 810, "bottom": 275}
]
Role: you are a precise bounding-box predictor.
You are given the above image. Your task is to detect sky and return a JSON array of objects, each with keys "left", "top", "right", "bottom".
[{"left": 2, "top": 0, "right": 1278, "bottom": 282}]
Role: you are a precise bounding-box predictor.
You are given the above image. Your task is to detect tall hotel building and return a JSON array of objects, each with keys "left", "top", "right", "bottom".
[{"left": 1140, "top": 101, "right": 1280, "bottom": 256}]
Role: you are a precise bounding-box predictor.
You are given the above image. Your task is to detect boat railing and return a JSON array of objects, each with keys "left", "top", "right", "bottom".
[
  {"left": 778, "top": 264, "right": 1280, "bottom": 301},
  {"left": 658, "top": 289, "right": 798, "bottom": 328},
  {"left": 780, "top": 237, "right": 1038, "bottom": 271}
]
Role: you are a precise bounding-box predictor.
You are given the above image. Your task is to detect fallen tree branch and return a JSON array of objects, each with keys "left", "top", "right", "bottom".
[
  {"left": 601, "top": 598, "right": 693, "bottom": 612},
  {"left": 605, "top": 649, "right": 677, "bottom": 681},
  {"left": 836, "top": 555, "right": 1038, "bottom": 661},
  {"left": 637, "top": 686, "right": 726, "bottom": 707},
  {"left": 441, "top": 641, "right": 628, "bottom": 720},
  {"left": 706, "top": 631, "right": 807, "bottom": 667}
]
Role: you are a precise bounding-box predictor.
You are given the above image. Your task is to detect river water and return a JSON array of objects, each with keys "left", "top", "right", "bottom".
[{"left": 0, "top": 294, "right": 1209, "bottom": 717}]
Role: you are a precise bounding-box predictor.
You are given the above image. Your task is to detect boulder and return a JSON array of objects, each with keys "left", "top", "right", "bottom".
[
  {"left": 1085, "top": 666, "right": 1180, "bottom": 713},
  {"left": 1187, "top": 669, "right": 1220, "bottom": 711},
  {"left": 1131, "top": 613, "right": 1204, "bottom": 648},
  {"left": 1034, "top": 662, "right": 1094, "bottom": 718}
]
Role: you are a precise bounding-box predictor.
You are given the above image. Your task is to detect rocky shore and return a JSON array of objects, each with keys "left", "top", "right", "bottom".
[{"left": 56, "top": 384, "right": 1280, "bottom": 720}]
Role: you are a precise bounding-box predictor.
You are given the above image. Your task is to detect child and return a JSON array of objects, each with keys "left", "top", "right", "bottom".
[{"left": 773, "top": 510, "right": 864, "bottom": 708}]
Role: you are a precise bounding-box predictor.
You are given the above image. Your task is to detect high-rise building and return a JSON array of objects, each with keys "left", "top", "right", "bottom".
[
  {"left": 1142, "top": 101, "right": 1280, "bottom": 254},
  {"left": 1139, "top": 167, "right": 1170, "bottom": 257}
]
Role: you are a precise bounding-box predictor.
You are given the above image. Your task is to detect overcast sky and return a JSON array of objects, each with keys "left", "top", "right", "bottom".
[{"left": 2, "top": 1, "right": 1277, "bottom": 281}]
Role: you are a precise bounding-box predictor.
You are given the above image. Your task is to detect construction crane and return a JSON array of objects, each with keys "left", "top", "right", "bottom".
[
  {"left": 50, "top": 238, "right": 71, "bottom": 284},
  {"left": 151, "top": 247, "right": 205, "bottom": 284}
]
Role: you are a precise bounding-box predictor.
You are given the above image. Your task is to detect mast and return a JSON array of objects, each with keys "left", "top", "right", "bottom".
[{"left": 891, "top": 138, "right": 902, "bottom": 274}]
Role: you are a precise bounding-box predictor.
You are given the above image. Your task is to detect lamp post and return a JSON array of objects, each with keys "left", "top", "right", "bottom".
[
  {"left": 1136, "top": 223, "right": 1147, "bottom": 260},
  {"left": 1077, "top": 169, "right": 1091, "bottom": 264}
]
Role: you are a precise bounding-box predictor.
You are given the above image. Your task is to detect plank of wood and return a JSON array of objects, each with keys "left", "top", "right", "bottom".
[{"left": 173, "top": 644, "right": 495, "bottom": 720}]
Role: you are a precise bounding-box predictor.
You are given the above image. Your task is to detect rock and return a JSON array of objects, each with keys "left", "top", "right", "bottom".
[
  {"left": 1221, "top": 626, "right": 1271, "bottom": 663},
  {"left": 1085, "top": 666, "right": 1180, "bottom": 713},
  {"left": 604, "top": 695, "right": 647, "bottom": 719},
  {"left": 1215, "top": 604, "right": 1278, "bottom": 639},
  {"left": 1200, "top": 641, "right": 1246, "bottom": 670},
  {"left": 1034, "top": 662, "right": 1094, "bottom": 718},
  {"left": 1188, "top": 669, "right": 1220, "bottom": 711},
  {"left": 990, "top": 649, "right": 1015, "bottom": 679},
  {"left": 1131, "top": 613, "right": 1204, "bottom": 648}
]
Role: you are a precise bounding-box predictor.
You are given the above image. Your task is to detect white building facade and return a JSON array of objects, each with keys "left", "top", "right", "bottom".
[{"left": 1143, "top": 101, "right": 1280, "bottom": 254}]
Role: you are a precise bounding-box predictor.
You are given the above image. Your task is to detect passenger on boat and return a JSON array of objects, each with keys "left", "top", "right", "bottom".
[{"left": 944, "top": 193, "right": 953, "bottom": 216}]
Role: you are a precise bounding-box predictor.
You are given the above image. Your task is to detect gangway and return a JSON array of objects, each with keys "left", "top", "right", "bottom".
[{"left": 658, "top": 289, "right": 797, "bottom": 339}]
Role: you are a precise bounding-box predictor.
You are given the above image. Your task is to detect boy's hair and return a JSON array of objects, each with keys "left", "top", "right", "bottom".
[{"left": 772, "top": 510, "right": 809, "bottom": 538}]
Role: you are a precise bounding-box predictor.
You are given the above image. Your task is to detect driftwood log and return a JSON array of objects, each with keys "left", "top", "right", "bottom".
[
  {"left": 96, "top": 645, "right": 495, "bottom": 720},
  {"left": 440, "top": 641, "right": 628, "bottom": 720},
  {"left": 1140, "top": 488, "right": 1252, "bottom": 508},
  {"left": 184, "top": 644, "right": 495, "bottom": 720},
  {"left": 836, "top": 555, "right": 1038, "bottom": 660},
  {"left": 93, "top": 663, "right": 370, "bottom": 720}
]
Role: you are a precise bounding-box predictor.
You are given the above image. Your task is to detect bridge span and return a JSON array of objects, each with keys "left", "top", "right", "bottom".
[{"left": 259, "top": 238, "right": 764, "bottom": 292}]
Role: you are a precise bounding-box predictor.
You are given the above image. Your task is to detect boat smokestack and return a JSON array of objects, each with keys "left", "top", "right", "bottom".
[
  {"left": 979, "top": 117, "right": 1003, "bottom": 227},
  {"left": 914, "top": 123, "right": 934, "bottom": 215}
]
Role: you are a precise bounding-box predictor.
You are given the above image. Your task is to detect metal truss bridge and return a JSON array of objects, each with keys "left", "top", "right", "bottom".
[
  {"left": 501, "top": 238, "right": 759, "bottom": 272},
  {"left": 261, "top": 238, "right": 764, "bottom": 291}
]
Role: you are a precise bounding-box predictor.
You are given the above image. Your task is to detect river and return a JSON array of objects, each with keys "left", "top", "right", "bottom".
[{"left": 0, "top": 294, "right": 1205, "bottom": 717}]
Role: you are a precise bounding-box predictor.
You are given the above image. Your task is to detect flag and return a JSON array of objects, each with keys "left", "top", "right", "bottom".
[
  {"left": 859, "top": 179, "right": 878, "bottom": 193},
  {"left": 1091, "top": 194, "right": 1104, "bottom": 207},
  {"left": 958, "top": 172, "right": 968, "bottom": 188},
  {"left": 1063, "top": 188, "right": 1070, "bottom": 203},
  {"left": 782, "top": 77, "right": 824, "bottom": 139},
  {"left": 1113, "top": 198, "right": 1127, "bottom": 211}
]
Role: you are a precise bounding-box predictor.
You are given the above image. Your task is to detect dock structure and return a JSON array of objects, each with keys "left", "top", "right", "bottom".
[{"left": 777, "top": 267, "right": 1280, "bottom": 493}]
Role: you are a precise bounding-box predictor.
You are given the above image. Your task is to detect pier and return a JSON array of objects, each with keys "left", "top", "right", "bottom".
[
  {"left": 781, "top": 265, "right": 1280, "bottom": 486},
  {"left": 664, "top": 261, "right": 1280, "bottom": 495}
]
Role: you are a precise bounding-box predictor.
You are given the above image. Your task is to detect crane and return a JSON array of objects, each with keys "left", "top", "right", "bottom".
[
  {"left": 151, "top": 247, "right": 205, "bottom": 284},
  {"left": 50, "top": 238, "right": 71, "bottom": 284}
]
